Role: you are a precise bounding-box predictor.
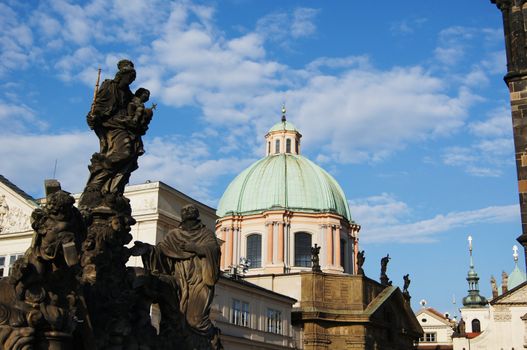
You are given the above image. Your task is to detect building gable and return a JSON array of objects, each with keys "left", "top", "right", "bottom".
[
  {"left": 416, "top": 308, "right": 453, "bottom": 327},
  {"left": 491, "top": 281, "right": 527, "bottom": 305},
  {"left": 0, "top": 176, "right": 38, "bottom": 234}
]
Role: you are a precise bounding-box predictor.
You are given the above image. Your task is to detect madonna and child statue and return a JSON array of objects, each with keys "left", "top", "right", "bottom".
[{"left": 0, "top": 60, "right": 223, "bottom": 350}]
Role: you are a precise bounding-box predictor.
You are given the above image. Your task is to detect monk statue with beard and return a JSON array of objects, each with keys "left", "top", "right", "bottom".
[{"left": 130, "top": 204, "right": 222, "bottom": 349}]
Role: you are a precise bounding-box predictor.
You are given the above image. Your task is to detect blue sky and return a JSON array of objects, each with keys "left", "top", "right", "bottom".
[{"left": 0, "top": 0, "right": 522, "bottom": 315}]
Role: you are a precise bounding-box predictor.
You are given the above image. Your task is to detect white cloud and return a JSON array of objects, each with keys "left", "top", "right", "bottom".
[
  {"left": 256, "top": 7, "right": 319, "bottom": 46},
  {"left": 349, "top": 193, "right": 519, "bottom": 243},
  {"left": 0, "top": 132, "right": 96, "bottom": 196},
  {"left": 125, "top": 136, "right": 256, "bottom": 205},
  {"left": 442, "top": 107, "right": 513, "bottom": 177},
  {"left": 349, "top": 193, "right": 410, "bottom": 227},
  {"left": 390, "top": 17, "right": 427, "bottom": 35},
  {"left": 0, "top": 101, "right": 46, "bottom": 133},
  {"left": 0, "top": 131, "right": 254, "bottom": 205},
  {"left": 291, "top": 8, "right": 319, "bottom": 38},
  {"left": 469, "top": 107, "right": 511, "bottom": 137},
  {"left": 0, "top": 1, "right": 509, "bottom": 196}
]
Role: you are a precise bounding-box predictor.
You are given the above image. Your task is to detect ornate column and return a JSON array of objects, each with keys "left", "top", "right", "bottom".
[
  {"left": 220, "top": 227, "right": 226, "bottom": 269},
  {"left": 492, "top": 0, "right": 527, "bottom": 269},
  {"left": 228, "top": 226, "right": 234, "bottom": 267},
  {"left": 326, "top": 225, "right": 333, "bottom": 266},
  {"left": 267, "top": 221, "right": 274, "bottom": 265},
  {"left": 334, "top": 225, "right": 341, "bottom": 268},
  {"left": 278, "top": 222, "right": 285, "bottom": 263}
]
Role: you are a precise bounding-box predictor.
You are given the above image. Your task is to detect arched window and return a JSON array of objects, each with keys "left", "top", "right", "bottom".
[
  {"left": 246, "top": 234, "right": 262, "bottom": 268},
  {"left": 295, "top": 140, "right": 299, "bottom": 154},
  {"left": 472, "top": 319, "right": 481, "bottom": 333},
  {"left": 268, "top": 142, "right": 270, "bottom": 155},
  {"left": 294, "top": 232, "right": 312, "bottom": 267},
  {"left": 286, "top": 139, "right": 291, "bottom": 153},
  {"left": 275, "top": 139, "right": 280, "bottom": 154}
]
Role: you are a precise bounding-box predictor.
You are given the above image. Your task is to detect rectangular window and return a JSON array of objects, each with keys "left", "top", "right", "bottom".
[
  {"left": 8, "top": 254, "right": 23, "bottom": 276},
  {"left": 231, "top": 299, "right": 250, "bottom": 327},
  {"left": 267, "top": 308, "right": 282, "bottom": 334},
  {"left": 419, "top": 332, "right": 436, "bottom": 342},
  {"left": 0, "top": 254, "right": 24, "bottom": 277}
]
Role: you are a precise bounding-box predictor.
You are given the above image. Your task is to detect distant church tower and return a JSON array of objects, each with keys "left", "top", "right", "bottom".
[
  {"left": 459, "top": 236, "right": 489, "bottom": 335},
  {"left": 492, "top": 0, "right": 527, "bottom": 269}
]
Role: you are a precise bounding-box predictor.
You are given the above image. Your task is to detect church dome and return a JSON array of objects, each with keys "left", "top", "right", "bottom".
[
  {"left": 268, "top": 120, "right": 298, "bottom": 133},
  {"left": 216, "top": 154, "right": 352, "bottom": 221}
]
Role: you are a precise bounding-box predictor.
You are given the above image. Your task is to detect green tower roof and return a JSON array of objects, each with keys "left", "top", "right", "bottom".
[
  {"left": 217, "top": 154, "right": 352, "bottom": 220},
  {"left": 508, "top": 263, "right": 527, "bottom": 290}
]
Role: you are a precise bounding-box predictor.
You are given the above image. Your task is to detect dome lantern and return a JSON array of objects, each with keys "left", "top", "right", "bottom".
[{"left": 265, "top": 105, "right": 302, "bottom": 156}]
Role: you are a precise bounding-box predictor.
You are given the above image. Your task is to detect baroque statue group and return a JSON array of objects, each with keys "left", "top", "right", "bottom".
[{"left": 0, "top": 60, "right": 222, "bottom": 350}]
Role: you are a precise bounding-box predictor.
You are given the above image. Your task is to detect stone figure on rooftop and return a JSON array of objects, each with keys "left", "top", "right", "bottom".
[
  {"left": 357, "top": 250, "right": 365, "bottom": 275},
  {"left": 131, "top": 204, "right": 222, "bottom": 349},
  {"left": 380, "top": 254, "right": 392, "bottom": 286},
  {"left": 311, "top": 244, "right": 321, "bottom": 273},
  {"left": 491, "top": 275, "right": 498, "bottom": 298},
  {"left": 403, "top": 274, "right": 410, "bottom": 294}
]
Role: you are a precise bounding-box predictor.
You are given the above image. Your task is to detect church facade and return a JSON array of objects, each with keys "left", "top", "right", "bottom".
[{"left": 215, "top": 109, "right": 422, "bottom": 349}]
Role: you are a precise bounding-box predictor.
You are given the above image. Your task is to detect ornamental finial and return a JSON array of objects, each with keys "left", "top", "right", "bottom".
[
  {"left": 281, "top": 104, "right": 286, "bottom": 122},
  {"left": 513, "top": 245, "right": 519, "bottom": 262}
]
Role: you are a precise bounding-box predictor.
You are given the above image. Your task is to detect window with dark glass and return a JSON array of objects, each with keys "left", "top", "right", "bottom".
[
  {"left": 0, "top": 254, "right": 23, "bottom": 277},
  {"left": 267, "top": 308, "right": 282, "bottom": 334},
  {"left": 295, "top": 140, "right": 299, "bottom": 154},
  {"left": 286, "top": 139, "right": 291, "bottom": 153},
  {"left": 0, "top": 257, "right": 5, "bottom": 277},
  {"left": 275, "top": 139, "right": 280, "bottom": 153},
  {"left": 268, "top": 142, "right": 270, "bottom": 154},
  {"left": 8, "top": 254, "right": 23, "bottom": 276},
  {"left": 246, "top": 234, "right": 262, "bottom": 268},
  {"left": 294, "top": 232, "right": 312, "bottom": 267},
  {"left": 231, "top": 299, "right": 250, "bottom": 327},
  {"left": 472, "top": 319, "right": 481, "bottom": 332}
]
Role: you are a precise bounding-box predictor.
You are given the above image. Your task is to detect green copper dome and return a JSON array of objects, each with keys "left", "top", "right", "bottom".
[
  {"left": 268, "top": 120, "right": 298, "bottom": 133},
  {"left": 217, "top": 154, "right": 352, "bottom": 220}
]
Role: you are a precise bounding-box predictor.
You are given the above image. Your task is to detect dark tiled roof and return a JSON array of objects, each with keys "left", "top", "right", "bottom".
[{"left": 0, "top": 175, "right": 36, "bottom": 203}]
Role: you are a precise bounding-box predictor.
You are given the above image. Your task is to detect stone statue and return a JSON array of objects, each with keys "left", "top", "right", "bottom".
[
  {"left": 380, "top": 254, "right": 391, "bottom": 286},
  {"left": 0, "top": 195, "right": 8, "bottom": 233},
  {"left": 81, "top": 59, "right": 155, "bottom": 208},
  {"left": 0, "top": 184, "right": 93, "bottom": 350},
  {"left": 403, "top": 274, "right": 410, "bottom": 295},
  {"left": 311, "top": 244, "right": 321, "bottom": 273},
  {"left": 491, "top": 275, "right": 498, "bottom": 298},
  {"left": 501, "top": 271, "right": 509, "bottom": 294},
  {"left": 76, "top": 60, "right": 158, "bottom": 349},
  {"left": 131, "top": 204, "right": 222, "bottom": 349},
  {"left": 456, "top": 318, "right": 466, "bottom": 336},
  {"left": 356, "top": 250, "right": 365, "bottom": 275}
]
